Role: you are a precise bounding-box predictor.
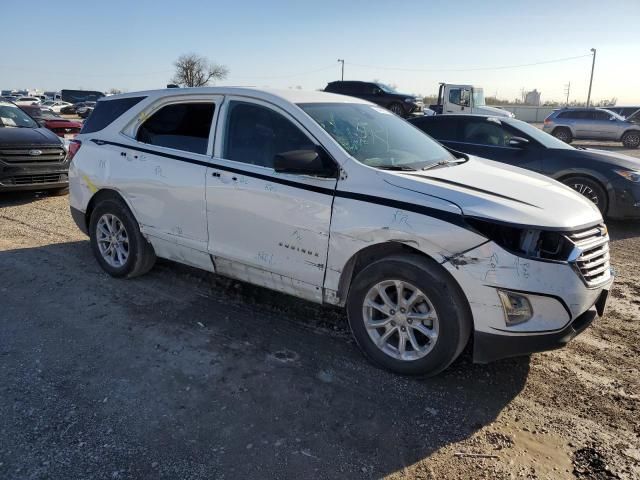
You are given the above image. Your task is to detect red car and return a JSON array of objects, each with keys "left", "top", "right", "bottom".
[{"left": 18, "top": 105, "right": 82, "bottom": 139}]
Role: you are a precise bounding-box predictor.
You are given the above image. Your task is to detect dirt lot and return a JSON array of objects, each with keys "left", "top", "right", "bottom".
[{"left": 1, "top": 142, "right": 639, "bottom": 479}]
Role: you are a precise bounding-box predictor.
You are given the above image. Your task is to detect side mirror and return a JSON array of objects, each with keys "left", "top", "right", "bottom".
[
  {"left": 508, "top": 136, "right": 530, "bottom": 148},
  {"left": 274, "top": 148, "right": 338, "bottom": 178}
]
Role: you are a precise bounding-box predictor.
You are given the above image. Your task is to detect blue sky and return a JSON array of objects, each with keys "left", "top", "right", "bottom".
[{"left": 2, "top": 0, "right": 638, "bottom": 103}]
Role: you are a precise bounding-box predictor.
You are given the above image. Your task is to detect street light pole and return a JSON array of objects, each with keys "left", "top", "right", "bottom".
[
  {"left": 337, "top": 59, "right": 344, "bottom": 81},
  {"left": 586, "top": 48, "right": 596, "bottom": 108}
]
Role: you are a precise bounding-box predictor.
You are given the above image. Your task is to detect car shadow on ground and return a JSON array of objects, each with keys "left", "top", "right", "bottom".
[
  {"left": 0, "top": 189, "right": 66, "bottom": 207},
  {"left": 0, "top": 240, "right": 530, "bottom": 478}
]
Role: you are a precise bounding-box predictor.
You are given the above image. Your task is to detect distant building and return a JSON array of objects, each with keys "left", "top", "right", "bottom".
[{"left": 524, "top": 89, "right": 541, "bottom": 106}]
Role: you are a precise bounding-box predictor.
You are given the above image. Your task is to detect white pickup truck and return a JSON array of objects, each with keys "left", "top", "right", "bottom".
[
  {"left": 429, "top": 83, "right": 514, "bottom": 118},
  {"left": 68, "top": 87, "right": 612, "bottom": 376}
]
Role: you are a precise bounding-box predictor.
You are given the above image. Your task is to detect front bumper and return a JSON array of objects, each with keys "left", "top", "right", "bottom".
[
  {"left": 473, "top": 289, "right": 608, "bottom": 363},
  {"left": 442, "top": 239, "right": 613, "bottom": 363},
  {"left": 0, "top": 169, "right": 68, "bottom": 191},
  {"left": 608, "top": 179, "right": 640, "bottom": 219}
]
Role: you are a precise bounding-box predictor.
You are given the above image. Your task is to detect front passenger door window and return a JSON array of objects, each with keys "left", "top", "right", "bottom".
[{"left": 223, "top": 101, "right": 316, "bottom": 168}]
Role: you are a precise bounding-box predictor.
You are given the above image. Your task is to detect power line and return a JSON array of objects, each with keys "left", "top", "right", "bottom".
[
  {"left": 347, "top": 54, "right": 593, "bottom": 73},
  {"left": 230, "top": 64, "right": 336, "bottom": 80}
]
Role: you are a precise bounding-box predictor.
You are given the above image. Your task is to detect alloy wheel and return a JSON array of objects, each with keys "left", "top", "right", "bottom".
[
  {"left": 569, "top": 182, "right": 599, "bottom": 205},
  {"left": 362, "top": 279, "right": 439, "bottom": 361},
  {"left": 96, "top": 213, "right": 130, "bottom": 268}
]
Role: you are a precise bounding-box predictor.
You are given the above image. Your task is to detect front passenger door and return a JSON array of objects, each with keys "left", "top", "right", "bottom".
[{"left": 205, "top": 99, "right": 338, "bottom": 302}]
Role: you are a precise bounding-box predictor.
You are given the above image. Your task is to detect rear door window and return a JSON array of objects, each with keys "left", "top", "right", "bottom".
[
  {"left": 136, "top": 103, "right": 215, "bottom": 155},
  {"left": 412, "top": 117, "right": 459, "bottom": 142},
  {"left": 81, "top": 96, "right": 145, "bottom": 133},
  {"left": 460, "top": 118, "right": 513, "bottom": 146}
]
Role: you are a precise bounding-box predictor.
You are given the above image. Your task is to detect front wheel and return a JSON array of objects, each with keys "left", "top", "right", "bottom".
[
  {"left": 388, "top": 102, "right": 405, "bottom": 116},
  {"left": 561, "top": 176, "right": 608, "bottom": 216},
  {"left": 346, "top": 254, "right": 471, "bottom": 376},
  {"left": 621, "top": 131, "right": 640, "bottom": 149},
  {"left": 89, "top": 198, "right": 156, "bottom": 278}
]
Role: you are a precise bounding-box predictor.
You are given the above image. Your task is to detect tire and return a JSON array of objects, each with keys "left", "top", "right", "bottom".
[
  {"left": 89, "top": 198, "right": 156, "bottom": 278},
  {"left": 388, "top": 102, "right": 405, "bottom": 116},
  {"left": 48, "top": 187, "right": 69, "bottom": 196},
  {"left": 552, "top": 127, "right": 573, "bottom": 143},
  {"left": 621, "top": 131, "right": 640, "bottom": 149},
  {"left": 346, "top": 254, "right": 472, "bottom": 376},
  {"left": 561, "top": 176, "right": 608, "bottom": 216}
]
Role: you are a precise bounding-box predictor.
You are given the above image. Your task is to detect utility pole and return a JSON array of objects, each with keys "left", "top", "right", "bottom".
[
  {"left": 564, "top": 82, "right": 571, "bottom": 106},
  {"left": 337, "top": 59, "right": 344, "bottom": 81},
  {"left": 586, "top": 48, "right": 596, "bottom": 107}
]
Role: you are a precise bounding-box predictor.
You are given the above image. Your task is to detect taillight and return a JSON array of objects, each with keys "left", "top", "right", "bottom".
[
  {"left": 67, "top": 140, "right": 82, "bottom": 161},
  {"left": 543, "top": 119, "right": 551, "bottom": 125}
]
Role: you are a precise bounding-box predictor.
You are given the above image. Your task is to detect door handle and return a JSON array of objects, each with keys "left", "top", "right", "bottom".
[{"left": 211, "top": 172, "right": 221, "bottom": 177}]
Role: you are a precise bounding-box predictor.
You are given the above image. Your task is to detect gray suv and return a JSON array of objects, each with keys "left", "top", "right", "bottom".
[{"left": 543, "top": 108, "right": 640, "bottom": 148}]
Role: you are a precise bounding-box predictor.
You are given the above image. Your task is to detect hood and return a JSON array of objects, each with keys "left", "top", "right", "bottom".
[
  {"left": 385, "top": 157, "right": 601, "bottom": 230},
  {"left": 473, "top": 105, "right": 514, "bottom": 118},
  {"left": 577, "top": 147, "right": 640, "bottom": 170},
  {"left": 0, "top": 127, "right": 63, "bottom": 147}
]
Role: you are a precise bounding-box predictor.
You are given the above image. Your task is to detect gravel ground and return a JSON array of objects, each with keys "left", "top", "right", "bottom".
[{"left": 0, "top": 142, "right": 639, "bottom": 479}]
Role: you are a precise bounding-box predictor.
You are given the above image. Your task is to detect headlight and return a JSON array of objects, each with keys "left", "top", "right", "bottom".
[
  {"left": 615, "top": 169, "right": 640, "bottom": 182},
  {"left": 466, "top": 217, "right": 574, "bottom": 261},
  {"left": 404, "top": 98, "right": 416, "bottom": 103}
]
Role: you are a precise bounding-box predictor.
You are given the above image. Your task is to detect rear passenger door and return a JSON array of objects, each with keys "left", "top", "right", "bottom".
[
  {"left": 116, "top": 95, "right": 221, "bottom": 254},
  {"left": 205, "top": 98, "right": 337, "bottom": 302}
]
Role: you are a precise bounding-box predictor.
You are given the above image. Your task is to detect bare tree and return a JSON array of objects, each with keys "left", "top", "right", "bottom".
[
  {"left": 171, "top": 53, "right": 228, "bottom": 87},
  {"left": 107, "top": 88, "right": 123, "bottom": 95}
]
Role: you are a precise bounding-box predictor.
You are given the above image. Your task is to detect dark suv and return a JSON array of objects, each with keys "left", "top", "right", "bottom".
[
  {"left": 324, "top": 81, "right": 423, "bottom": 116},
  {"left": 0, "top": 101, "right": 69, "bottom": 193}
]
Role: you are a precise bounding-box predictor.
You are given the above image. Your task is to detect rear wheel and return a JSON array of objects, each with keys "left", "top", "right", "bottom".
[
  {"left": 621, "top": 131, "right": 640, "bottom": 148},
  {"left": 552, "top": 127, "right": 572, "bottom": 143},
  {"left": 561, "top": 176, "right": 608, "bottom": 215},
  {"left": 388, "top": 102, "right": 404, "bottom": 116},
  {"left": 346, "top": 254, "right": 471, "bottom": 376},
  {"left": 89, "top": 198, "right": 156, "bottom": 278}
]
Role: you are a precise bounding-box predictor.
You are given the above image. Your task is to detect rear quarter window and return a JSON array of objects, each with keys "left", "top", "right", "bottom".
[{"left": 81, "top": 96, "right": 146, "bottom": 134}]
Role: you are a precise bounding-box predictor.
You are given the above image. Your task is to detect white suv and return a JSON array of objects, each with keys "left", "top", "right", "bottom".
[{"left": 68, "top": 87, "right": 613, "bottom": 376}]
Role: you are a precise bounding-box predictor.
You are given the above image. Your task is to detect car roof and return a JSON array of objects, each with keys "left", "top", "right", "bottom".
[{"left": 101, "top": 87, "right": 370, "bottom": 106}]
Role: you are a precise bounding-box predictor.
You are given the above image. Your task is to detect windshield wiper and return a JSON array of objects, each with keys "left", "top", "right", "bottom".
[
  {"left": 422, "top": 158, "right": 465, "bottom": 170},
  {"left": 375, "top": 165, "right": 417, "bottom": 171}
]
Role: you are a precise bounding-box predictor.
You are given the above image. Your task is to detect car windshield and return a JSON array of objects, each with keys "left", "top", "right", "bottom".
[
  {"left": 506, "top": 118, "right": 574, "bottom": 150},
  {"left": 377, "top": 83, "right": 398, "bottom": 94},
  {"left": 472, "top": 88, "right": 486, "bottom": 106},
  {"left": 299, "top": 102, "right": 454, "bottom": 169},
  {"left": 0, "top": 104, "right": 38, "bottom": 128}
]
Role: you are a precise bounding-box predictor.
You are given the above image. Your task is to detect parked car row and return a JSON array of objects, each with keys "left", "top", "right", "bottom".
[
  {"left": 543, "top": 107, "right": 640, "bottom": 148},
  {"left": 64, "top": 87, "right": 616, "bottom": 377},
  {"left": 0, "top": 100, "right": 69, "bottom": 194}
]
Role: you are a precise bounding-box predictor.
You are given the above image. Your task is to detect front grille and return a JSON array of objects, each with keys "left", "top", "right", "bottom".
[
  {"left": 0, "top": 146, "right": 66, "bottom": 164},
  {"left": 568, "top": 225, "right": 611, "bottom": 287},
  {"left": 6, "top": 174, "right": 64, "bottom": 185}
]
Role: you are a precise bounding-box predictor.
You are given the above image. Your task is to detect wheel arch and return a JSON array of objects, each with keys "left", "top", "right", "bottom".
[
  {"left": 553, "top": 170, "right": 612, "bottom": 216},
  {"left": 551, "top": 125, "right": 574, "bottom": 137},
  {"left": 84, "top": 188, "right": 138, "bottom": 232},
  {"left": 334, "top": 241, "right": 470, "bottom": 313}
]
